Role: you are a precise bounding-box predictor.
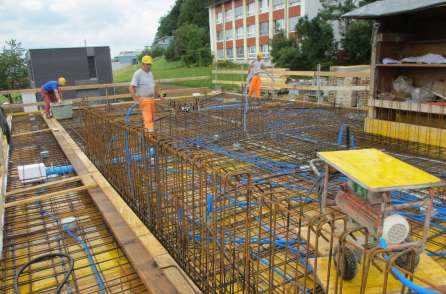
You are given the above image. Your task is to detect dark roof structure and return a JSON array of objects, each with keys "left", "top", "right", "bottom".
[{"left": 343, "top": 0, "right": 446, "bottom": 18}]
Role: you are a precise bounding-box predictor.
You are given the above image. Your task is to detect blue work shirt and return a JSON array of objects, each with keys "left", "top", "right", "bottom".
[{"left": 42, "top": 81, "right": 59, "bottom": 92}]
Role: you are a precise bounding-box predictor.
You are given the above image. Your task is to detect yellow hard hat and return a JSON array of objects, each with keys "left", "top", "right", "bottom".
[
  {"left": 141, "top": 55, "right": 153, "bottom": 64},
  {"left": 257, "top": 52, "right": 264, "bottom": 59},
  {"left": 58, "top": 77, "right": 66, "bottom": 86}
]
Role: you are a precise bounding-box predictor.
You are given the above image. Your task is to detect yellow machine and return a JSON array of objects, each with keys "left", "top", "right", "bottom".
[{"left": 310, "top": 149, "right": 443, "bottom": 280}]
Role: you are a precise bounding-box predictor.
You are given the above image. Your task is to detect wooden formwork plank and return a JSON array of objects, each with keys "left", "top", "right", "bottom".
[
  {"left": 12, "top": 128, "right": 51, "bottom": 137},
  {"left": 43, "top": 116, "right": 201, "bottom": 294},
  {"left": 6, "top": 175, "right": 81, "bottom": 196},
  {"left": 5, "top": 184, "right": 96, "bottom": 208},
  {"left": 0, "top": 76, "right": 210, "bottom": 95}
]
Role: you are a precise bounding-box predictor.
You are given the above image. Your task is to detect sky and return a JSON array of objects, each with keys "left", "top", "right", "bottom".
[{"left": 0, "top": 0, "right": 176, "bottom": 57}]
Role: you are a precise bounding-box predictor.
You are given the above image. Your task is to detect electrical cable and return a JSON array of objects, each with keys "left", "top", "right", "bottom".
[{"left": 14, "top": 253, "right": 74, "bottom": 294}]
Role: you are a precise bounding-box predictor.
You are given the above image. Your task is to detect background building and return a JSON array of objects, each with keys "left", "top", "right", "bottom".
[
  {"left": 27, "top": 46, "right": 113, "bottom": 99},
  {"left": 115, "top": 51, "right": 141, "bottom": 65},
  {"left": 209, "top": 0, "right": 325, "bottom": 62},
  {"left": 152, "top": 36, "right": 174, "bottom": 50}
]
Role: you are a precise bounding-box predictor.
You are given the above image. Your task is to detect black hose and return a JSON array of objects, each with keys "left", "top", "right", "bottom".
[{"left": 14, "top": 253, "right": 75, "bottom": 294}]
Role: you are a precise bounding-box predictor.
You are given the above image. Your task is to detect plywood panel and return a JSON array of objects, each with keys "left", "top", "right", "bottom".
[{"left": 365, "top": 118, "right": 446, "bottom": 147}]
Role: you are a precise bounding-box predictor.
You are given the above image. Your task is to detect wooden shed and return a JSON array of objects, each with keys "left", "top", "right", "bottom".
[{"left": 345, "top": 0, "right": 446, "bottom": 147}]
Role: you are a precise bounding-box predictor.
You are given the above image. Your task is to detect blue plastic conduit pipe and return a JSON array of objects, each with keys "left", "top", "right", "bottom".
[
  {"left": 379, "top": 238, "right": 440, "bottom": 294},
  {"left": 39, "top": 208, "right": 106, "bottom": 293},
  {"left": 123, "top": 103, "right": 139, "bottom": 197},
  {"left": 64, "top": 226, "right": 106, "bottom": 293},
  {"left": 46, "top": 165, "right": 75, "bottom": 176}
]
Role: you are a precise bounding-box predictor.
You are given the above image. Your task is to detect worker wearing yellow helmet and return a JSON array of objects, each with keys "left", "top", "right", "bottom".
[
  {"left": 247, "top": 52, "right": 265, "bottom": 98},
  {"left": 40, "top": 77, "right": 66, "bottom": 118},
  {"left": 129, "top": 55, "right": 160, "bottom": 132}
]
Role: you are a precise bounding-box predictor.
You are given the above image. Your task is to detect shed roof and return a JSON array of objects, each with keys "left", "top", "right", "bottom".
[{"left": 343, "top": 0, "right": 446, "bottom": 19}]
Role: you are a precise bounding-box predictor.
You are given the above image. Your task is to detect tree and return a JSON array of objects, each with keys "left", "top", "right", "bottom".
[
  {"left": 271, "top": 16, "right": 336, "bottom": 70},
  {"left": 0, "top": 40, "right": 29, "bottom": 102},
  {"left": 155, "top": 0, "right": 185, "bottom": 39},
  {"left": 319, "top": 0, "right": 379, "bottom": 65},
  {"left": 270, "top": 33, "right": 294, "bottom": 63},
  {"left": 174, "top": 24, "right": 212, "bottom": 66},
  {"left": 164, "top": 42, "right": 177, "bottom": 62},
  {"left": 296, "top": 16, "right": 337, "bottom": 69},
  {"left": 341, "top": 20, "right": 373, "bottom": 65},
  {"left": 177, "top": 0, "right": 209, "bottom": 30}
]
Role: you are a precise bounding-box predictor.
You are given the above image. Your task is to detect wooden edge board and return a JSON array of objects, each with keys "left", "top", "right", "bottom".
[
  {"left": 12, "top": 128, "right": 51, "bottom": 137},
  {"left": 0, "top": 76, "right": 210, "bottom": 95},
  {"left": 5, "top": 176, "right": 82, "bottom": 197},
  {"left": 43, "top": 115, "right": 201, "bottom": 294},
  {"left": 5, "top": 184, "right": 95, "bottom": 208},
  {"left": 4, "top": 91, "right": 218, "bottom": 111}
]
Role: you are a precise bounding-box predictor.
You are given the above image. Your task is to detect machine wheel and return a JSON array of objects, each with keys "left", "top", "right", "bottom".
[
  {"left": 395, "top": 251, "right": 420, "bottom": 271},
  {"left": 394, "top": 237, "right": 421, "bottom": 271},
  {"left": 334, "top": 245, "right": 359, "bottom": 281}
]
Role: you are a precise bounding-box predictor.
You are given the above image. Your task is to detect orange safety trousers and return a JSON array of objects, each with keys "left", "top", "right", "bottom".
[
  {"left": 139, "top": 98, "right": 155, "bottom": 131},
  {"left": 248, "top": 75, "right": 261, "bottom": 98}
]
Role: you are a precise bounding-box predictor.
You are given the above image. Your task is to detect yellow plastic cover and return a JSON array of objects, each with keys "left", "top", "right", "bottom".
[{"left": 318, "top": 148, "right": 443, "bottom": 192}]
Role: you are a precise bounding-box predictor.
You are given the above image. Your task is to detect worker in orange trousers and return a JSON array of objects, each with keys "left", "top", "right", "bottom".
[
  {"left": 129, "top": 55, "right": 160, "bottom": 132},
  {"left": 248, "top": 52, "right": 265, "bottom": 98}
]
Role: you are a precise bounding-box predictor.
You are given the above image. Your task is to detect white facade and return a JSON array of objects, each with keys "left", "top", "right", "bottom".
[{"left": 209, "top": 0, "right": 327, "bottom": 63}]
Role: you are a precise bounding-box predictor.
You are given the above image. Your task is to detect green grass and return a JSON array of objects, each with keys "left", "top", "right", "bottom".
[{"left": 114, "top": 57, "right": 212, "bottom": 88}]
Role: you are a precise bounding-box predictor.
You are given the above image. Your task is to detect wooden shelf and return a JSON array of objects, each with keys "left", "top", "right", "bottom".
[
  {"left": 369, "top": 99, "right": 446, "bottom": 115},
  {"left": 377, "top": 63, "right": 446, "bottom": 68}
]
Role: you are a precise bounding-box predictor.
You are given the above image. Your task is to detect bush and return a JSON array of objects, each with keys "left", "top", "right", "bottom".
[
  {"left": 214, "top": 60, "right": 241, "bottom": 69},
  {"left": 164, "top": 42, "right": 177, "bottom": 62}
]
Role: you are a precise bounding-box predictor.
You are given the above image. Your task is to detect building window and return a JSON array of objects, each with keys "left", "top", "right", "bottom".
[
  {"left": 217, "top": 31, "right": 224, "bottom": 42},
  {"left": 273, "top": 0, "right": 284, "bottom": 10},
  {"left": 259, "top": 0, "right": 269, "bottom": 13},
  {"left": 274, "top": 19, "right": 284, "bottom": 34},
  {"left": 217, "top": 12, "right": 223, "bottom": 24},
  {"left": 248, "top": 45, "right": 257, "bottom": 59},
  {"left": 226, "top": 28, "right": 234, "bottom": 41},
  {"left": 259, "top": 22, "right": 269, "bottom": 36},
  {"left": 237, "top": 47, "right": 245, "bottom": 58},
  {"left": 289, "top": 16, "right": 299, "bottom": 32},
  {"left": 247, "top": 1, "right": 256, "bottom": 16},
  {"left": 87, "top": 56, "right": 97, "bottom": 78},
  {"left": 226, "top": 48, "right": 234, "bottom": 59},
  {"left": 217, "top": 49, "right": 224, "bottom": 59},
  {"left": 235, "top": 6, "right": 244, "bottom": 19},
  {"left": 260, "top": 44, "right": 269, "bottom": 58},
  {"left": 225, "top": 9, "right": 233, "bottom": 22},
  {"left": 289, "top": 0, "right": 301, "bottom": 6},
  {"left": 247, "top": 24, "right": 256, "bottom": 38},
  {"left": 236, "top": 27, "right": 244, "bottom": 39}
]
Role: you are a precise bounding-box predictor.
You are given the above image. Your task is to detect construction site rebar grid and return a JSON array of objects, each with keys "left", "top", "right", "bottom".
[
  {"left": 1, "top": 114, "right": 148, "bottom": 293},
  {"left": 70, "top": 96, "right": 446, "bottom": 293}
]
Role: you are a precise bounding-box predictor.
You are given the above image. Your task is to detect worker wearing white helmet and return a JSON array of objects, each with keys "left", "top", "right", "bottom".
[
  {"left": 41, "top": 77, "right": 66, "bottom": 118},
  {"left": 247, "top": 52, "right": 265, "bottom": 98},
  {"left": 129, "top": 55, "right": 160, "bottom": 132}
]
